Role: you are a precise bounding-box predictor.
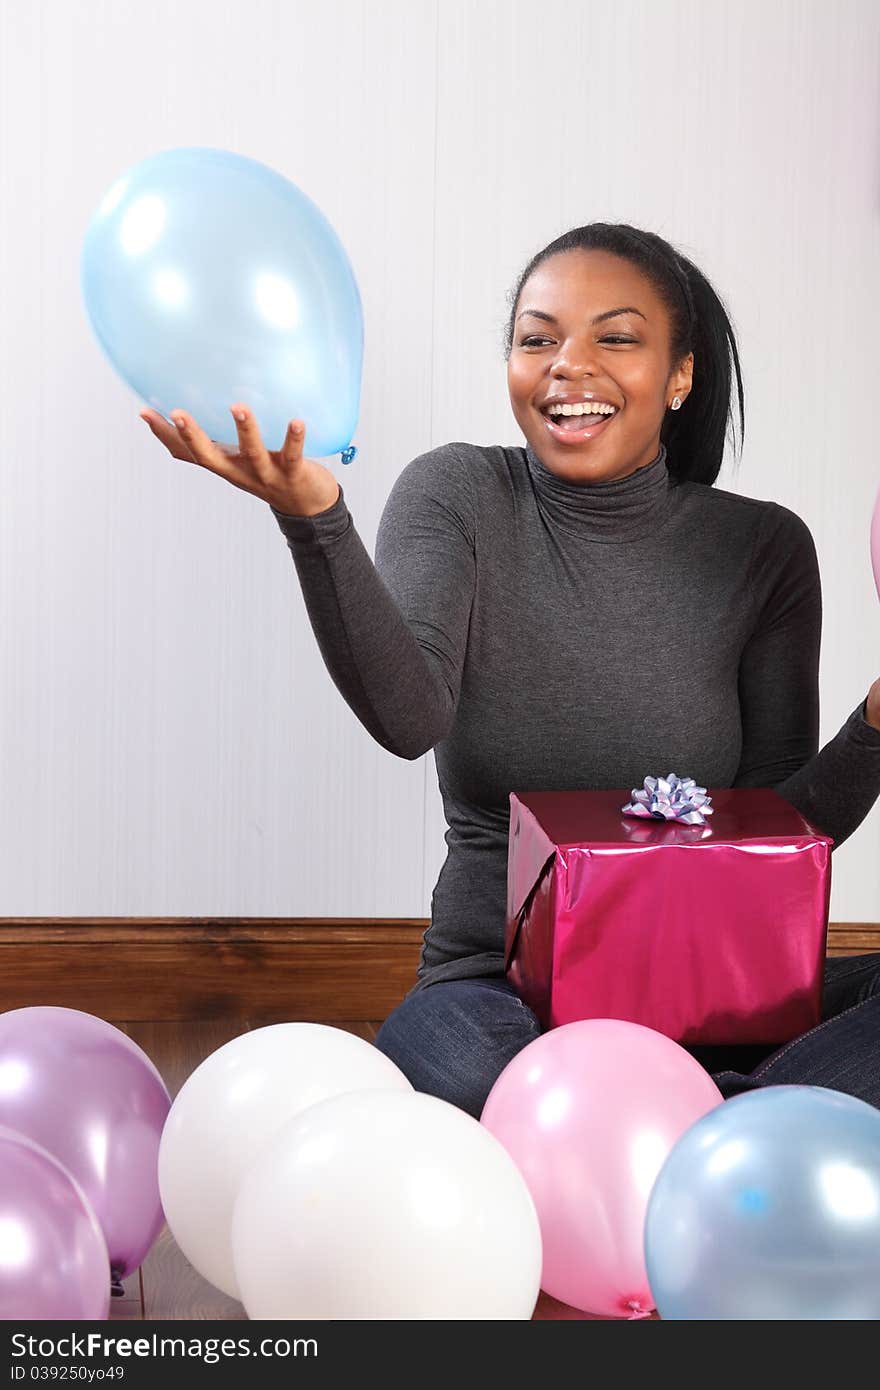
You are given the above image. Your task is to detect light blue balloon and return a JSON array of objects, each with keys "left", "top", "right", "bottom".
[
  {"left": 81, "top": 147, "right": 363, "bottom": 461},
  {"left": 644, "top": 1086, "right": 880, "bottom": 1319}
]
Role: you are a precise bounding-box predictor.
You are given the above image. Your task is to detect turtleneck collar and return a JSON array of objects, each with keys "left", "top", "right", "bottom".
[{"left": 523, "top": 439, "right": 674, "bottom": 542}]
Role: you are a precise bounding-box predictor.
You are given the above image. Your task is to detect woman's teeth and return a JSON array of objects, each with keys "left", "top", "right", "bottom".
[
  {"left": 544, "top": 405, "right": 614, "bottom": 428},
  {"left": 540, "top": 402, "right": 619, "bottom": 438},
  {"left": 543, "top": 404, "right": 617, "bottom": 430}
]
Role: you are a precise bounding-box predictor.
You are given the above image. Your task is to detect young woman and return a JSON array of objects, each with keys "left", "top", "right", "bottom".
[{"left": 142, "top": 222, "right": 880, "bottom": 1118}]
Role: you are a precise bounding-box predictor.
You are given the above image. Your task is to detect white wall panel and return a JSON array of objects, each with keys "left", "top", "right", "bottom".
[{"left": 0, "top": 0, "right": 876, "bottom": 924}]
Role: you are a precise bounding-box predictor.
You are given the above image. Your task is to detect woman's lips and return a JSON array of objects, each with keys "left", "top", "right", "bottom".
[{"left": 539, "top": 409, "right": 618, "bottom": 444}]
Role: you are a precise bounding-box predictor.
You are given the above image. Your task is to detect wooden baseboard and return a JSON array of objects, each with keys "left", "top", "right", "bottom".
[
  {"left": 0, "top": 919, "right": 876, "bottom": 1022},
  {"left": 828, "top": 924, "right": 880, "bottom": 956},
  {"left": 0, "top": 919, "right": 426, "bottom": 1022}
]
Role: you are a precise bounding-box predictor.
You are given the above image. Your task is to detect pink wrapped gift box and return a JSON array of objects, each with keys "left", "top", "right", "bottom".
[{"left": 505, "top": 788, "right": 833, "bottom": 1046}]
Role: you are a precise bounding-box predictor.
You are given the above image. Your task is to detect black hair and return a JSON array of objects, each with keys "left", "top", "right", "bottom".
[{"left": 502, "top": 223, "right": 745, "bottom": 486}]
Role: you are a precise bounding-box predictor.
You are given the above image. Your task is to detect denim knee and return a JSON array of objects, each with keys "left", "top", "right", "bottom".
[{"left": 374, "top": 977, "right": 541, "bottom": 1119}]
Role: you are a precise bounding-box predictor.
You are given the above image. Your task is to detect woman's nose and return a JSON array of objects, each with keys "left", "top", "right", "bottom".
[{"left": 551, "top": 342, "right": 601, "bottom": 375}]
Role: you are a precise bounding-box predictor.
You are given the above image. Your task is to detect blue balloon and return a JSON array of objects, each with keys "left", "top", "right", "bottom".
[
  {"left": 644, "top": 1086, "right": 880, "bottom": 1319},
  {"left": 81, "top": 147, "right": 362, "bottom": 462}
]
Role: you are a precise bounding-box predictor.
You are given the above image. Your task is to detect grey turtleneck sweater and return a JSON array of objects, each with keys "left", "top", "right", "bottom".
[{"left": 271, "top": 441, "right": 880, "bottom": 994}]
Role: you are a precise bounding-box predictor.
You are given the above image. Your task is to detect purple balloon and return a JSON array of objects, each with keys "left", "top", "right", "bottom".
[
  {"left": 0, "top": 1126, "right": 110, "bottom": 1319},
  {"left": 0, "top": 1008, "right": 171, "bottom": 1279}
]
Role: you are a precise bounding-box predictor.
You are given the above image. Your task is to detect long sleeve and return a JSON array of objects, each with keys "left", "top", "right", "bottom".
[
  {"left": 733, "top": 502, "right": 880, "bottom": 847},
  {"left": 270, "top": 446, "right": 476, "bottom": 760}
]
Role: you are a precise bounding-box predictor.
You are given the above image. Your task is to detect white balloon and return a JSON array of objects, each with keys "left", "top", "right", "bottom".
[
  {"left": 158, "top": 1024, "right": 411, "bottom": 1297},
  {"left": 231, "top": 1088, "right": 543, "bottom": 1319}
]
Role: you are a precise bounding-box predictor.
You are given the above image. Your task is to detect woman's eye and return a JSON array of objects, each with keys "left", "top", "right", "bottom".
[{"left": 520, "top": 335, "right": 635, "bottom": 347}]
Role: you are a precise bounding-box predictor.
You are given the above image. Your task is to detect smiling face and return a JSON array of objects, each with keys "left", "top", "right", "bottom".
[{"left": 507, "top": 248, "right": 694, "bottom": 484}]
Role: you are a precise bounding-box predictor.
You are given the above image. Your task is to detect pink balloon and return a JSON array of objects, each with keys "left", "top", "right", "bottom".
[
  {"left": 0, "top": 1126, "right": 110, "bottom": 1319},
  {"left": 0, "top": 1007, "right": 171, "bottom": 1280},
  {"left": 481, "top": 1019, "right": 723, "bottom": 1318},
  {"left": 871, "top": 480, "right": 880, "bottom": 603}
]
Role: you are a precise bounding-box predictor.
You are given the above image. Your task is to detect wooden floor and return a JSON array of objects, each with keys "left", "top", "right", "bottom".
[{"left": 110, "top": 1018, "right": 633, "bottom": 1322}]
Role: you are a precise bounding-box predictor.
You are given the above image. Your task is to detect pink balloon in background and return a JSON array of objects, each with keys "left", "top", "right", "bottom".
[
  {"left": 0, "top": 1007, "right": 171, "bottom": 1281},
  {"left": 481, "top": 1019, "right": 723, "bottom": 1318},
  {"left": 871, "top": 481, "right": 880, "bottom": 603},
  {"left": 0, "top": 1126, "right": 110, "bottom": 1319}
]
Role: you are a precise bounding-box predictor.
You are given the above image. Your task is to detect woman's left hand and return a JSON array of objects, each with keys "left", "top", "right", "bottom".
[{"left": 865, "top": 677, "right": 880, "bottom": 730}]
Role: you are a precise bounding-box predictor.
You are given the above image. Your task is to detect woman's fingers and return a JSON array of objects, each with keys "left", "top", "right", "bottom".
[
  {"left": 229, "top": 404, "right": 273, "bottom": 484},
  {"left": 170, "top": 409, "right": 215, "bottom": 462},
  {"left": 169, "top": 409, "right": 250, "bottom": 488},
  {"left": 140, "top": 408, "right": 196, "bottom": 462},
  {"left": 228, "top": 406, "right": 309, "bottom": 495},
  {"left": 140, "top": 402, "right": 308, "bottom": 504},
  {"left": 279, "top": 418, "right": 306, "bottom": 469}
]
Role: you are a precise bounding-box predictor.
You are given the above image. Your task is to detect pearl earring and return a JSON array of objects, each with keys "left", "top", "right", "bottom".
[{"left": 670, "top": 396, "right": 682, "bottom": 410}]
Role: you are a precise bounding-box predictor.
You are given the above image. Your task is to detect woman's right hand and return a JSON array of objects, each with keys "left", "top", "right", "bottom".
[{"left": 140, "top": 404, "right": 341, "bottom": 518}]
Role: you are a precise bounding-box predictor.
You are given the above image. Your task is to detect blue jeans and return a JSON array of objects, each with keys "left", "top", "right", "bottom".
[{"left": 374, "top": 955, "right": 880, "bottom": 1120}]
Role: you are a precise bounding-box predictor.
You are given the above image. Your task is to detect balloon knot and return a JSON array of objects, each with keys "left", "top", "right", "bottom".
[
  {"left": 110, "top": 1270, "right": 125, "bottom": 1298},
  {"left": 625, "top": 1299, "right": 651, "bottom": 1320},
  {"left": 340, "top": 445, "right": 357, "bottom": 465}
]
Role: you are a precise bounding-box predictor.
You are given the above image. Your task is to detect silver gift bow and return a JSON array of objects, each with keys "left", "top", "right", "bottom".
[{"left": 620, "top": 773, "right": 714, "bottom": 826}]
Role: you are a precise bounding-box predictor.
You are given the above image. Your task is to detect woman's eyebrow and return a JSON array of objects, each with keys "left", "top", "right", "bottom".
[{"left": 516, "top": 306, "right": 647, "bottom": 325}]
